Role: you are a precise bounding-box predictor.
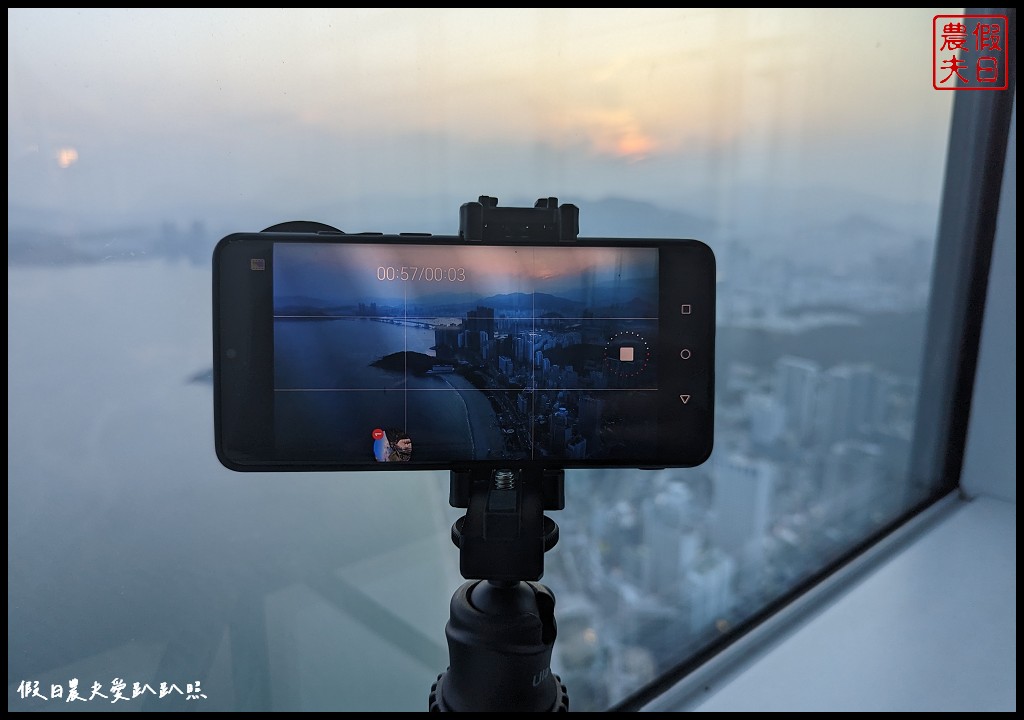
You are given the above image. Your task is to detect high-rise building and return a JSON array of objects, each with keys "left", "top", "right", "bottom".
[
  {"left": 514, "top": 335, "right": 525, "bottom": 364},
  {"left": 578, "top": 395, "right": 604, "bottom": 448},
  {"left": 465, "top": 306, "right": 495, "bottom": 339},
  {"left": 549, "top": 407, "right": 572, "bottom": 453},
  {"left": 498, "top": 355, "right": 514, "bottom": 377},
  {"left": 711, "top": 453, "right": 775, "bottom": 554},
  {"left": 641, "top": 483, "right": 700, "bottom": 603},
  {"left": 494, "top": 332, "right": 512, "bottom": 360},
  {"left": 566, "top": 435, "right": 588, "bottom": 459},
  {"left": 434, "top": 324, "right": 462, "bottom": 358},
  {"left": 745, "top": 392, "right": 786, "bottom": 447},
  {"left": 711, "top": 453, "right": 776, "bottom": 597},
  {"left": 815, "top": 363, "right": 880, "bottom": 446},
  {"left": 775, "top": 356, "right": 820, "bottom": 444},
  {"left": 822, "top": 440, "right": 884, "bottom": 532},
  {"left": 685, "top": 548, "right": 736, "bottom": 635}
]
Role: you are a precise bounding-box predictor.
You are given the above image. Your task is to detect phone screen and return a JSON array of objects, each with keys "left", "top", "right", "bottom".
[{"left": 214, "top": 235, "right": 714, "bottom": 471}]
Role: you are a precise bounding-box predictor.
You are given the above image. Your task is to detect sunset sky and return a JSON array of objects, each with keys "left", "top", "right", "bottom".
[{"left": 8, "top": 8, "right": 958, "bottom": 235}]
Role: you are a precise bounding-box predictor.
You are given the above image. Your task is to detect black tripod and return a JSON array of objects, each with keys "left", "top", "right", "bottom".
[{"left": 429, "top": 467, "right": 569, "bottom": 712}]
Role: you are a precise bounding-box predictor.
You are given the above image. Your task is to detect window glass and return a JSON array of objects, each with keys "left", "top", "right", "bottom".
[{"left": 8, "top": 9, "right": 956, "bottom": 711}]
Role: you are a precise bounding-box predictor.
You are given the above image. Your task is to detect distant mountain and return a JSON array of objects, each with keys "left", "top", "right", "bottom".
[
  {"left": 542, "top": 275, "right": 658, "bottom": 304},
  {"left": 577, "top": 197, "right": 715, "bottom": 240},
  {"left": 477, "top": 292, "right": 583, "bottom": 315},
  {"left": 407, "top": 290, "right": 489, "bottom": 307}
]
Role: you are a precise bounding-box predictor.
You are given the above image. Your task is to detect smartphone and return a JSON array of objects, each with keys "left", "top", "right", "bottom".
[{"left": 213, "top": 231, "right": 715, "bottom": 472}]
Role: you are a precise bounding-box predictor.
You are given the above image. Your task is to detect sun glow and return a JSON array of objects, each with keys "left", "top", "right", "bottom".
[{"left": 56, "top": 147, "right": 79, "bottom": 169}]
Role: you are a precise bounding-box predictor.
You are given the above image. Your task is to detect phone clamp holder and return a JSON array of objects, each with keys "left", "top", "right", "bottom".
[
  {"left": 459, "top": 195, "right": 579, "bottom": 243},
  {"left": 429, "top": 467, "right": 569, "bottom": 712}
]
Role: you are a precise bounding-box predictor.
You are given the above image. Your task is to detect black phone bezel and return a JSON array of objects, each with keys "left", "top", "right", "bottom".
[{"left": 213, "top": 231, "right": 715, "bottom": 472}]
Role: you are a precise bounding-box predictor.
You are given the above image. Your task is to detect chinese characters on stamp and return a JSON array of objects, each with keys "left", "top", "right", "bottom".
[{"left": 933, "top": 15, "right": 1009, "bottom": 90}]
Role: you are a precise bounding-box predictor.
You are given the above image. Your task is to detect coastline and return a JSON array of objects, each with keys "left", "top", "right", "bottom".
[{"left": 439, "top": 374, "right": 506, "bottom": 460}]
